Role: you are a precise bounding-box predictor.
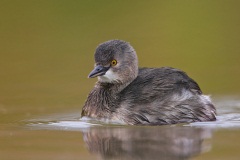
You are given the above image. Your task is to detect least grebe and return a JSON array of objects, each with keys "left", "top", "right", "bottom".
[{"left": 81, "top": 40, "right": 216, "bottom": 125}]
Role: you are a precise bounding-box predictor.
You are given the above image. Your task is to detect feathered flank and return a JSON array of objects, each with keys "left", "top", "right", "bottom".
[{"left": 81, "top": 40, "right": 216, "bottom": 125}]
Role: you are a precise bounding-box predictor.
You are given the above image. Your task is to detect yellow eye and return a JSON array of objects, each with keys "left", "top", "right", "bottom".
[{"left": 111, "top": 59, "right": 117, "bottom": 66}]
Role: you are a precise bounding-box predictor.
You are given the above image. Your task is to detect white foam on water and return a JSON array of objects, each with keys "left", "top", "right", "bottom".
[
  {"left": 186, "top": 113, "right": 240, "bottom": 128},
  {"left": 27, "top": 96, "right": 240, "bottom": 130}
]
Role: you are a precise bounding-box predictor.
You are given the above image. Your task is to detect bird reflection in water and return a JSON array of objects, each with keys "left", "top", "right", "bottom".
[{"left": 82, "top": 126, "right": 212, "bottom": 160}]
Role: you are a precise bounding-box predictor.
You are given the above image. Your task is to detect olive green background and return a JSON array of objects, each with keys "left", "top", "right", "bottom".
[
  {"left": 1, "top": 0, "right": 240, "bottom": 122},
  {"left": 0, "top": 1, "right": 240, "bottom": 159}
]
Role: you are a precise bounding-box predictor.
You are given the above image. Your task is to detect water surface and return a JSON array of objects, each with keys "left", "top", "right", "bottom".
[
  {"left": 17, "top": 97, "right": 240, "bottom": 160},
  {"left": 1, "top": 1, "right": 240, "bottom": 160}
]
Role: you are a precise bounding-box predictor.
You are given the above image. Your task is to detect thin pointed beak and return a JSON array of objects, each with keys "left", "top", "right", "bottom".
[{"left": 88, "top": 65, "right": 110, "bottom": 78}]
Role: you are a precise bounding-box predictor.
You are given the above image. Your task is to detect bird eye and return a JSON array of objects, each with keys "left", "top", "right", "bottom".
[{"left": 111, "top": 59, "right": 117, "bottom": 66}]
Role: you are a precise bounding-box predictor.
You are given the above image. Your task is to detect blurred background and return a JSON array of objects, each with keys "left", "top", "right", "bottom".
[
  {"left": 1, "top": 0, "right": 240, "bottom": 128},
  {"left": 1, "top": 1, "right": 240, "bottom": 160}
]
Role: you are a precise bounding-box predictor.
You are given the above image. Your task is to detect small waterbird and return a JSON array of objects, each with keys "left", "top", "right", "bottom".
[{"left": 81, "top": 40, "right": 216, "bottom": 125}]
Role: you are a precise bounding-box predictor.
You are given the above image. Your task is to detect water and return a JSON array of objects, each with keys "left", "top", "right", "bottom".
[
  {"left": 1, "top": 1, "right": 240, "bottom": 160},
  {"left": 12, "top": 97, "right": 238, "bottom": 160}
]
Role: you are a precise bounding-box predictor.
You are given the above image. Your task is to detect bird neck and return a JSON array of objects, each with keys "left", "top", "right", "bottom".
[
  {"left": 81, "top": 71, "right": 137, "bottom": 119},
  {"left": 81, "top": 83, "right": 118, "bottom": 119},
  {"left": 99, "top": 77, "right": 135, "bottom": 94}
]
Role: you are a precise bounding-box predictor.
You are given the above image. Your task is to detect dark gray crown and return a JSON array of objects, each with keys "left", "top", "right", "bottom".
[{"left": 94, "top": 40, "right": 132, "bottom": 64}]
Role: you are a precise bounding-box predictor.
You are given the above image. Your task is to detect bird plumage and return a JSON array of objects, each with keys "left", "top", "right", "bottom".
[{"left": 81, "top": 40, "right": 216, "bottom": 125}]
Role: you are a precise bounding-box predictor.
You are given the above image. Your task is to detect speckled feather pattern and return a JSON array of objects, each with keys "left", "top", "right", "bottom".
[{"left": 81, "top": 40, "right": 216, "bottom": 125}]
